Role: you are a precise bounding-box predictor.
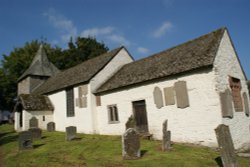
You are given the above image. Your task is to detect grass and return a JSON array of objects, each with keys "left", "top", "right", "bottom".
[{"left": 0, "top": 124, "right": 250, "bottom": 167}]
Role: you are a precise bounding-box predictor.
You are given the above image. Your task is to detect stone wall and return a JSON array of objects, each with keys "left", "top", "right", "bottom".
[
  {"left": 96, "top": 68, "right": 221, "bottom": 148},
  {"left": 213, "top": 30, "right": 250, "bottom": 150}
]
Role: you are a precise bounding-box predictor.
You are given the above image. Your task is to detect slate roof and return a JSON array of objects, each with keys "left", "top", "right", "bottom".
[
  {"left": 96, "top": 27, "right": 226, "bottom": 93},
  {"left": 17, "top": 94, "right": 54, "bottom": 111},
  {"left": 33, "top": 47, "right": 123, "bottom": 94},
  {"left": 18, "top": 45, "right": 59, "bottom": 81}
]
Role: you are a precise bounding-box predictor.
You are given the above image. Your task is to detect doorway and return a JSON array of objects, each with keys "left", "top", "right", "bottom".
[{"left": 132, "top": 100, "right": 148, "bottom": 134}]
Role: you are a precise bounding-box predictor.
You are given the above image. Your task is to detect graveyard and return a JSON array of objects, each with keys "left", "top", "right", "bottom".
[{"left": 1, "top": 124, "right": 250, "bottom": 167}]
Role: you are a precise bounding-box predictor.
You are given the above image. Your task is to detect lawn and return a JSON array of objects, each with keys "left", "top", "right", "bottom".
[{"left": 0, "top": 124, "right": 250, "bottom": 167}]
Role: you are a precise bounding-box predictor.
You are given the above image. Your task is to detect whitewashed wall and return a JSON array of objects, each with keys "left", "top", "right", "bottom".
[
  {"left": 49, "top": 49, "right": 133, "bottom": 134},
  {"left": 48, "top": 85, "right": 93, "bottom": 133},
  {"left": 15, "top": 110, "right": 53, "bottom": 131},
  {"left": 96, "top": 68, "right": 221, "bottom": 147},
  {"left": 213, "top": 30, "right": 250, "bottom": 150}
]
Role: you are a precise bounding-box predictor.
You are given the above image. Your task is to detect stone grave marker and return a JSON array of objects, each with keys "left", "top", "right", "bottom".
[
  {"left": 220, "top": 89, "right": 233, "bottom": 118},
  {"left": 66, "top": 126, "right": 77, "bottom": 141},
  {"left": 18, "top": 131, "right": 33, "bottom": 150},
  {"left": 122, "top": 128, "right": 140, "bottom": 160},
  {"left": 215, "top": 124, "right": 239, "bottom": 167},
  {"left": 174, "top": 81, "right": 189, "bottom": 108},
  {"left": 153, "top": 87, "right": 164, "bottom": 109},
  {"left": 47, "top": 122, "right": 55, "bottom": 132},
  {"left": 162, "top": 120, "right": 171, "bottom": 151},
  {"left": 29, "top": 117, "right": 38, "bottom": 128},
  {"left": 164, "top": 87, "right": 175, "bottom": 106},
  {"left": 28, "top": 128, "right": 42, "bottom": 139},
  {"left": 243, "top": 92, "right": 250, "bottom": 116}
]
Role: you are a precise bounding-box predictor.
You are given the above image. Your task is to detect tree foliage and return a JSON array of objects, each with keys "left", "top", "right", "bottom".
[{"left": 0, "top": 37, "right": 108, "bottom": 111}]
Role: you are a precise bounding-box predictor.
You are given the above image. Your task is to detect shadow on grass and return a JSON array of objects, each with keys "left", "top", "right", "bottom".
[
  {"left": 215, "top": 156, "right": 223, "bottom": 167},
  {"left": 0, "top": 131, "right": 18, "bottom": 146},
  {"left": 33, "top": 144, "right": 45, "bottom": 149},
  {"left": 141, "top": 150, "right": 148, "bottom": 157}
]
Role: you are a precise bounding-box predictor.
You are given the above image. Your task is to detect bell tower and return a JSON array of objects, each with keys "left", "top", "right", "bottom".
[{"left": 17, "top": 45, "right": 59, "bottom": 95}]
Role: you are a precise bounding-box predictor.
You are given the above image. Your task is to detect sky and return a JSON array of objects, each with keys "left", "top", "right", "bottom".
[{"left": 0, "top": 0, "right": 250, "bottom": 78}]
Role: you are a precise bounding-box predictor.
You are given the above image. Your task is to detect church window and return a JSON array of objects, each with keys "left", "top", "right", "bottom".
[
  {"left": 66, "top": 87, "right": 75, "bottom": 117},
  {"left": 229, "top": 76, "right": 243, "bottom": 112},
  {"left": 107, "top": 105, "right": 119, "bottom": 123}
]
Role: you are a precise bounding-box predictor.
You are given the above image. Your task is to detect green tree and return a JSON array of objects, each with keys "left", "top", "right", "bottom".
[{"left": 0, "top": 37, "right": 108, "bottom": 111}]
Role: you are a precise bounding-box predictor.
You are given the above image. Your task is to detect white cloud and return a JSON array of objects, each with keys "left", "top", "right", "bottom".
[
  {"left": 81, "top": 26, "right": 115, "bottom": 37},
  {"left": 107, "top": 34, "right": 130, "bottom": 46},
  {"left": 152, "top": 21, "right": 173, "bottom": 38},
  {"left": 43, "top": 8, "right": 77, "bottom": 43},
  {"left": 137, "top": 47, "right": 149, "bottom": 54}
]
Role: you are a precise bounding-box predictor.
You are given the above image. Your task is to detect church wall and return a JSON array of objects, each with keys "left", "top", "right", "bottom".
[
  {"left": 213, "top": 30, "right": 250, "bottom": 150},
  {"left": 96, "top": 68, "right": 221, "bottom": 148}
]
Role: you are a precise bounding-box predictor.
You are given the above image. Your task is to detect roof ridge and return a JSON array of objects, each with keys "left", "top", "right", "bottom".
[{"left": 130, "top": 27, "right": 226, "bottom": 65}]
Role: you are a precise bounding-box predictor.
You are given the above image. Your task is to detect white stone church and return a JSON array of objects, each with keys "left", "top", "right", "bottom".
[{"left": 14, "top": 27, "right": 250, "bottom": 150}]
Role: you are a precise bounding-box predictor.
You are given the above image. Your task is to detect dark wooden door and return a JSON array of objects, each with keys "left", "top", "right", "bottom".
[{"left": 132, "top": 100, "right": 148, "bottom": 133}]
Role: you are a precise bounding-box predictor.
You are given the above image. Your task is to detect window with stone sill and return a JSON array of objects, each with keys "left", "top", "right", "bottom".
[
  {"left": 66, "top": 87, "right": 75, "bottom": 117},
  {"left": 108, "top": 105, "right": 119, "bottom": 123}
]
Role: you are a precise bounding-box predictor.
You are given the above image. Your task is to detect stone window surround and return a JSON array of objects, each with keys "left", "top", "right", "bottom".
[
  {"left": 66, "top": 87, "right": 75, "bottom": 117},
  {"left": 107, "top": 104, "right": 119, "bottom": 124}
]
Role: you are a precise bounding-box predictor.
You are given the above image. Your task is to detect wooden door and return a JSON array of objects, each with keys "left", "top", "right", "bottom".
[{"left": 132, "top": 100, "right": 148, "bottom": 133}]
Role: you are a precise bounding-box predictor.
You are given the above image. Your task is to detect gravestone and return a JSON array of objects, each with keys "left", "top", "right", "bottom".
[
  {"left": 122, "top": 128, "right": 140, "bottom": 160},
  {"left": 28, "top": 128, "right": 42, "bottom": 139},
  {"left": 220, "top": 89, "right": 233, "bottom": 118},
  {"left": 79, "top": 97, "right": 87, "bottom": 108},
  {"left": 162, "top": 120, "right": 171, "bottom": 151},
  {"left": 66, "top": 126, "right": 77, "bottom": 141},
  {"left": 174, "top": 81, "right": 189, "bottom": 108},
  {"left": 153, "top": 87, "right": 164, "bottom": 109},
  {"left": 215, "top": 124, "right": 239, "bottom": 167},
  {"left": 29, "top": 117, "right": 38, "bottom": 128},
  {"left": 47, "top": 122, "right": 55, "bottom": 132},
  {"left": 125, "top": 115, "right": 135, "bottom": 130},
  {"left": 164, "top": 87, "right": 175, "bottom": 106},
  {"left": 243, "top": 92, "right": 250, "bottom": 116},
  {"left": 18, "top": 131, "right": 33, "bottom": 150}
]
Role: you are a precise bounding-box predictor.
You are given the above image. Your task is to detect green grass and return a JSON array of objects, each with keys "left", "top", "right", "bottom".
[{"left": 1, "top": 124, "right": 250, "bottom": 167}]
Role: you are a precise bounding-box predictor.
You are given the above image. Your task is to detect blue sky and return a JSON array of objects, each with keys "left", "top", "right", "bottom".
[{"left": 0, "top": 0, "right": 250, "bottom": 78}]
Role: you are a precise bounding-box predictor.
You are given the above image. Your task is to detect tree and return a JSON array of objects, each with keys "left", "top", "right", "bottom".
[{"left": 0, "top": 37, "right": 108, "bottom": 111}]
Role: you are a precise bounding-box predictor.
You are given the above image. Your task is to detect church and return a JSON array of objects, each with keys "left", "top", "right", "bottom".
[{"left": 14, "top": 27, "right": 250, "bottom": 150}]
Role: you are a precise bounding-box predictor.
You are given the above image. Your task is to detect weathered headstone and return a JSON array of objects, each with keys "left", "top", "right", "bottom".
[
  {"left": 153, "top": 87, "right": 164, "bottom": 109},
  {"left": 125, "top": 115, "right": 135, "bottom": 130},
  {"left": 122, "top": 128, "right": 140, "bottom": 160},
  {"left": 79, "top": 97, "right": 87, "bottom": 108},
  {"left": 215, "top": 124, "right": 239, "bottom": 167},
  {"left": 28, "top": 128, "right": 42, "bottom": 139},
  {"left": 66, "top": 126, "right": 77, "bottom": 141},
  {"left": 164, "top": 87, "right": 175, "bottom": 106},
  {"left": 29, "top": 117, "right": 38, "bottom": 128},
  {"left": 174, "top": 81, "right": 189, "bottom": 108},
  {"left": 243, "top": 92, "right": 250, "bottom": 116},
  {"left": 162, "top": 120, "right": 171, "bottom": 151},
  {"left": 18, "top": 131, "right": 33, "bottom": 150},
  {"left": 220, "top": 89, "right": 234, "bottom": 118},
  {"left": 47, "top": 122, "right": 55, "bottom": 132}
]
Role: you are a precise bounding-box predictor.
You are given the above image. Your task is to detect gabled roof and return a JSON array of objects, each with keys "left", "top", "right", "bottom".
[
  {"left": 33, "top": 47, "right": 123, "bottom": 94},
  {"left": 18, "top": 45, "right": 59, "bottom": 81},
  {"left": 96, "top": 27, "right": 226, "bottom": 93},
  {"left": 17, "top": 94, "right": 54, "bottom": 111}
]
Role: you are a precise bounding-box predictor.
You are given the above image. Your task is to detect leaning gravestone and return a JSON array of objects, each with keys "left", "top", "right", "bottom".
[
  {"left": 66, "top": 126, "right": 77, "bottom": 141},
  {"left": 18, "top": 131, "right": 33, "bottom": 150},
  {"left": 122, "top": 128, "right": 140, "bottom": 160},
  {"left": 28, "top": 128, "right": 42, "bottom": 139},
  {"left": 215, "top": 124, "right": 239, "bottom": 167},
  {"left": 29, "top": 117, "right": 38, "bottom": 128},
  {"left": 162, "top": 120, "right": 171, "bottom": 151},
  {"left": 47, "top": 122, "right": 55, "bottom": 132}
]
